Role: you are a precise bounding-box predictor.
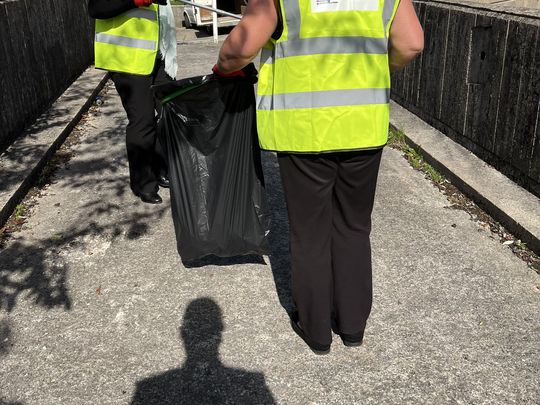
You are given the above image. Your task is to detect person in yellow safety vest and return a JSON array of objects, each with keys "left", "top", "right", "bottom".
[
  {"left": 88, "top": 0, "right": 177, "bottom": 204},
  {"left": 215, "top": 0, "right": 423, "bottom": 353}
]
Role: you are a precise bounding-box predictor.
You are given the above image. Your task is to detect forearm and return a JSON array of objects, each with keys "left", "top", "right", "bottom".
[
  {"left": 217, "top": 0, "right": 278, "bottom": 74},
  {"left": 388, "top": 47, "right": 422, "bottom": 72},
  {"left": 387, "top": 0, "right": 424, "bottom": 72},
  {"left": 218, "top": 24, "right": 260, "bottom": 72},
  {"left": 88, "top": 0, "right": 136, "bottom": 19}
]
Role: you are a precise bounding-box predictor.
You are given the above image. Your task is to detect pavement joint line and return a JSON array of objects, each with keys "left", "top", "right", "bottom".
[
  {"left": 0, "top": 68, "right": 109, "bottom": 229},
  {"left": 390, "top": 100, "right": 540, "bottom": 256}
]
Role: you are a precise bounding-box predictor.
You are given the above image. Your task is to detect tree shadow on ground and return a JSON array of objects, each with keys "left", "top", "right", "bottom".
[
  {"left": 0, "top": 205, "right": 167, "bottom": 312},
  {"left": 0, "top": 318, "right": 13, "bottom": 356},
  {"left": 0, "top": 201, "right": 168, "bottom": 312},
  {"left": 0, "top": 102, "right": 169, "bottom": 312},
  {"left": 0, "top": 318, "right": 24, "bottom": 405},
  {"left": 0, "top": 240, "right": 71, "bottom": 312},
  {"left": 0, "top": 83, "right": 124, "bottom": 195},
  {"left": 131, "top": 297, "right": 276, "bottom": 405}
]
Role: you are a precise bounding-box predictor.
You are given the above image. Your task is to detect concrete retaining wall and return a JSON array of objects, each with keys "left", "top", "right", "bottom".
[
  {"left": 449, "top": 0, "right": 540, "bottom": 9},
  {"left": 0, "top": 0, "right": 94, "bottom": 153},
  {"left": 391, "top": 0, "right": 540, "bottom": 197}
]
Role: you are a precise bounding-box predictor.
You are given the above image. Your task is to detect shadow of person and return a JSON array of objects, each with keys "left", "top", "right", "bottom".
[
  {"left": 131, "top": 298, "right": 276, "bottom": 405},
  {"left": 0, "top": 319, "right": 24, "bottom": 405}
]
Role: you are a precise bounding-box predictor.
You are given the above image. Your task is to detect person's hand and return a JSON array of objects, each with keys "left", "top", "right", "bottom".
[{"left": 212, "top": 64, "right": 247, "bottom": 78}]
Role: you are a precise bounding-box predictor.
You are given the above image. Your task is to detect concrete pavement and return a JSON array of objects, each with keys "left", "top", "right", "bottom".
[{"left": 0, "top": 29, "right": 539, "bottom": 404}]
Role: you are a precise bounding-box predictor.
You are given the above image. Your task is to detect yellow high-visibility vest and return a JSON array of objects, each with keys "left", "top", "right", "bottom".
[
  {"left": 257, "top": 0, "right": 400, "bottom": 153},
  {"left": 94, "top": 5, "right": 159, "bottom": 75}
]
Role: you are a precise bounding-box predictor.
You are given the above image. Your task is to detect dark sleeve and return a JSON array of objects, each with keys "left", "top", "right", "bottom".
[{"left": 88, "top": 0, "right": 136, "bottom": 19}]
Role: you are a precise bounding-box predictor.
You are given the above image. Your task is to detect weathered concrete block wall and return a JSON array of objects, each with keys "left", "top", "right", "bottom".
[
  {"left": 451, "top": 0, "right": 540, "bottom": 8},
  {"left": 0, "top": 0, "right": 94, "bottom": 152},
  {"left": 391, "top": 0, "right": 540, "bottom": 197}
]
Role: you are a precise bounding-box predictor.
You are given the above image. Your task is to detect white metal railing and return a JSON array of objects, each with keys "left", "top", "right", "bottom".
[{"left": 176, "top": 0, "right": 242, "bottom": 43}]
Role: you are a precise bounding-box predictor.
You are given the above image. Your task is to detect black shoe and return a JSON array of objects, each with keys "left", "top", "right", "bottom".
[
  {"left": 157, "top": 175, "right": 170, "bottom": 188},
  {"left": 331, "top": 322, "right": 364, "bottom": 347},
  {"left": 135, "top": 191, "right": 162, "bottom": 204},
  {"left": 290, "top": 312, "right": 330, "bottom": 355},
  {"left": 339, "top": 331, "right": 364, "bottom": 347}
]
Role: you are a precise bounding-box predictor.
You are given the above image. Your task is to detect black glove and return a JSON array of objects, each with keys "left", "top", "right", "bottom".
[{"left": 153, "top": 0, "right": 168, "bottom": 4}]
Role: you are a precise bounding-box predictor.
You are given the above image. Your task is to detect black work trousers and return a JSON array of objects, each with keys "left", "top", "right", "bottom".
[
  {"left": 110, "top": 58, "right": 171, "bottom": 195},
  {"left": 278, "top": 148, "right": 383, "bottom": 346}
]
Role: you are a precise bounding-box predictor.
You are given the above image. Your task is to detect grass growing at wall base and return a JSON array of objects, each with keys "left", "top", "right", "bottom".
[
  {"left": 387, "top": 126, "right": 540, "bottom": 273},
  {"left": 388, "top": 127, "right": 444, "bottom": 184}
]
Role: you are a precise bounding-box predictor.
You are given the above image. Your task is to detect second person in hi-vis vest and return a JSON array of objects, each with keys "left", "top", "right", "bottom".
[
  {"left": 89, "top": 0, "right": 177, "bottom": 204},
  {"left": 215, "top": 0, "right": 424, "bottom": 353}
]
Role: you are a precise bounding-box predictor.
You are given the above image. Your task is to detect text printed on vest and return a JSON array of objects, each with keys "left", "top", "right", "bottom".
[{"left": 310, "top": 0, "right": 379, "bottom": 13}]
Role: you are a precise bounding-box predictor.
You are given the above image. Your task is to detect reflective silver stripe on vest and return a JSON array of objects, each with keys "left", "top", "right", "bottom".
[
  {"left": 383, "top": 0, "right": 398, "bottom": 31},
  {"left": 280, "top": 36, "right": 387, "bottom": 57},
  {"left": 258, "top": 88, "right": 390, "bottom": 110},
  {"left": 284, "top": 0, "right": 301, "bottom": 39},
  {"left": 261, "top": 36, "right": 387, "bottom": 65},
  {"left": 261, "top": 47, "right": 274, "bottom": 65},
  {"left": 95, "top": 33, "right": 157, "bottom": 50},
  {"left": 122, "top": 8, "right": 158, "bottom": 21}
]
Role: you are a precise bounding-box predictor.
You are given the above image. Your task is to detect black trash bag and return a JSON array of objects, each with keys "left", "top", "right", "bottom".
[{"left": 153, "top": 65, "right": 270, "bottom": 261}]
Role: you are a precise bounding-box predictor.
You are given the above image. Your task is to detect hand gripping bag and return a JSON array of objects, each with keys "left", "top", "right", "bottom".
[{"left": 153, "top": 65, "right": 270, "bottom": 261}]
